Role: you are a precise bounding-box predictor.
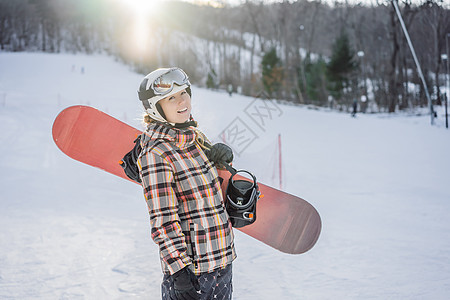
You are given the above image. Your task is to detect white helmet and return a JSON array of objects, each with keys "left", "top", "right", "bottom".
[{"left": 138, "top": 67, "right": 191, "bottom": 123}]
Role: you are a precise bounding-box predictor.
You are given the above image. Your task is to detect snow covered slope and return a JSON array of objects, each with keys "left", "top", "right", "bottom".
[{"left": 1, "top": 52, "right": 449, "bottom": 299}]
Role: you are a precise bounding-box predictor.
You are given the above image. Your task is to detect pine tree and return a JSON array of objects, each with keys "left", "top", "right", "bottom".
[
  {"left": 206, "top": 68, "right": 218, "bottom": 89},
  {"left": 326, "top": 31, "right": 358, "bottom": 101},
  {"left": 261, "top": 48, "right": 283, "bottom": 98},
  {"left": 300, "top": 55, "right": 328, "bottom": 105}
]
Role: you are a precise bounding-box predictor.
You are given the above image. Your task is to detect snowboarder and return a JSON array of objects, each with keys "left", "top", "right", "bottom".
[{"left": 136, "top": 67, "right": 236, "bottom": 300}]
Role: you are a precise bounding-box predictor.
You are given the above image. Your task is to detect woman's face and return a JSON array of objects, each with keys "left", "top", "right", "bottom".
[{"left": 158, "top": 88, "right": 192, "bottom": 124}]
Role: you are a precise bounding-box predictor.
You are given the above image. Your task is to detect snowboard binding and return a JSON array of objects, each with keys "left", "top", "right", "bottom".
[{"left": 225, "top": 169, "right": 260, "bottom": 228}]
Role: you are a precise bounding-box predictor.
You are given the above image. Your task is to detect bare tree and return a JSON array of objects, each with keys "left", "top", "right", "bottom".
[{"left": 418, "top": 0, "right": 449, "bottom": 106}]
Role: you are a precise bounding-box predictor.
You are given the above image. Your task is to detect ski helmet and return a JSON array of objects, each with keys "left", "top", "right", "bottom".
[{"left": 138, "top": 67, "right": 192, "bottom": 123}]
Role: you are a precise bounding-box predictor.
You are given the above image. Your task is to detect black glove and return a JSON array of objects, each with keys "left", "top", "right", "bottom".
[
  {"left": 172, "top": 267, "right": 200, "bottom": 300},
  {"left": 205, "top": 143, "right": 233, "bottom": 167}
]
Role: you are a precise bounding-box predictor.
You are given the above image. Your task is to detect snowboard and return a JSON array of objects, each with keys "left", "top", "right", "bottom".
[{"left": 52, "top": 105, "right": 321, "bottom": 254}]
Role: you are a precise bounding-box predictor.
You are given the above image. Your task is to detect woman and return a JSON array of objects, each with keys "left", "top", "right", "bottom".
[{"left": 136, "top": 67, "right": 236, "bottom": 300}]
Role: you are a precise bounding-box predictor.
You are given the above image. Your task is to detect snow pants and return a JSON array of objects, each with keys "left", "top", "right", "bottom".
[{"left": 161, "top": 264, "right": 233, "bottom": 300}]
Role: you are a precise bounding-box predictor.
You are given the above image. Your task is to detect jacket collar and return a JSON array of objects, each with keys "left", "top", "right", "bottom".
[{"left": 141, "top": 122, "right": 196, "bottom": 149}]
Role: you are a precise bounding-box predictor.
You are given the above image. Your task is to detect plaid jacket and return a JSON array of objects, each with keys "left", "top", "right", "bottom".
[{"left": 138, "top": 122, "right": 236, "bottom": 276}]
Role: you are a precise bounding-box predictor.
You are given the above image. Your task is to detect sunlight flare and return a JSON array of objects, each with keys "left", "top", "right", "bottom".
[{"left": 114, "top": 0, "right": 161, "bottom": 56}]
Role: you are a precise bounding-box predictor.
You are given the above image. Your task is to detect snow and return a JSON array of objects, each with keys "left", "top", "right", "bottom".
[{"left": 1, "top": 52, "right": 450, "bottom": 299}]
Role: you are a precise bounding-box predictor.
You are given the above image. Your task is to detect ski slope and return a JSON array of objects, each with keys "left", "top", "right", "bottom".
[{"left": 1, "top": 52, "right": 449, "bottom": 299}]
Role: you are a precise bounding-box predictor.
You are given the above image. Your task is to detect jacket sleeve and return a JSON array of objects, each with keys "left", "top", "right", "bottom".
[{"left": 138, "top": 149, "right": 192, "bottom": 275}]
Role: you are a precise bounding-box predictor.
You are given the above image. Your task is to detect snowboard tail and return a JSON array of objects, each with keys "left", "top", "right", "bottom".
[{"left": 52, "top": 105, "right": 321, "bottom": 254}]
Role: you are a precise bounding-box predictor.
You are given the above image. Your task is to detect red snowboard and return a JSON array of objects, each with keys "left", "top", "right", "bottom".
[{"left": 52, "top": 105, "right": 321, "bottom": 254}]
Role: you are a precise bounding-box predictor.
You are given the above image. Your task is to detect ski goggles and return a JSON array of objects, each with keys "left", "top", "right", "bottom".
[
  {"left": 139, "top": 68, "right": 190, "bottom": 101},
  {"left": 152, "top": 68, "right": 189, "bottom": 95}
]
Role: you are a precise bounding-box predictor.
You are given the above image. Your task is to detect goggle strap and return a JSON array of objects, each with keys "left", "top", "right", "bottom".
[
  {"left": 138, "top": 78, "right": 153, "bottom": 101},
  {"left": 155, "top": 102, "right": 166, "bottom": 120}
]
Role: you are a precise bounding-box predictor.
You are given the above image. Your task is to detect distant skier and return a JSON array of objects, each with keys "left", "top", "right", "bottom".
[
  {"left": 227, "top": 84, "right": 233, "bottom": 97},
  {"left": 137, "top": 67, "right": 235, "bottom": 300},
  {"left": 351, "top": 98, "right": 358, "bottom": 117}
]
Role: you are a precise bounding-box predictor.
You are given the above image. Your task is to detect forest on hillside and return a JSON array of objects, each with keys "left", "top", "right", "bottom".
[{"left": 1, "top": 0, "right": 449, "bottom": 113}]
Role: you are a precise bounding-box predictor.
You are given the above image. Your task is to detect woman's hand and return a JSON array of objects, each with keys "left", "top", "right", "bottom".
[
  {"left": 172, "top": 267, "right": 200, "bottom": 300},
  {"left": 205, "top": 143, "right": 233, "bottom": 167}
]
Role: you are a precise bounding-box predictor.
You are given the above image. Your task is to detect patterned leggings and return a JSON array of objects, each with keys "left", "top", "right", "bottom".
[{"left": 161, "top": 264, "right": 233, "bottom": 300}]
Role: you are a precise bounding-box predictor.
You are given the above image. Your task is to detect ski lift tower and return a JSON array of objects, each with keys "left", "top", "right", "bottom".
[
  {"left": 392, "top": 0, "right": 435, "bottom": 125},
  {"left": 443, "top": 33, "right": 450, "bottom": 129}
]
